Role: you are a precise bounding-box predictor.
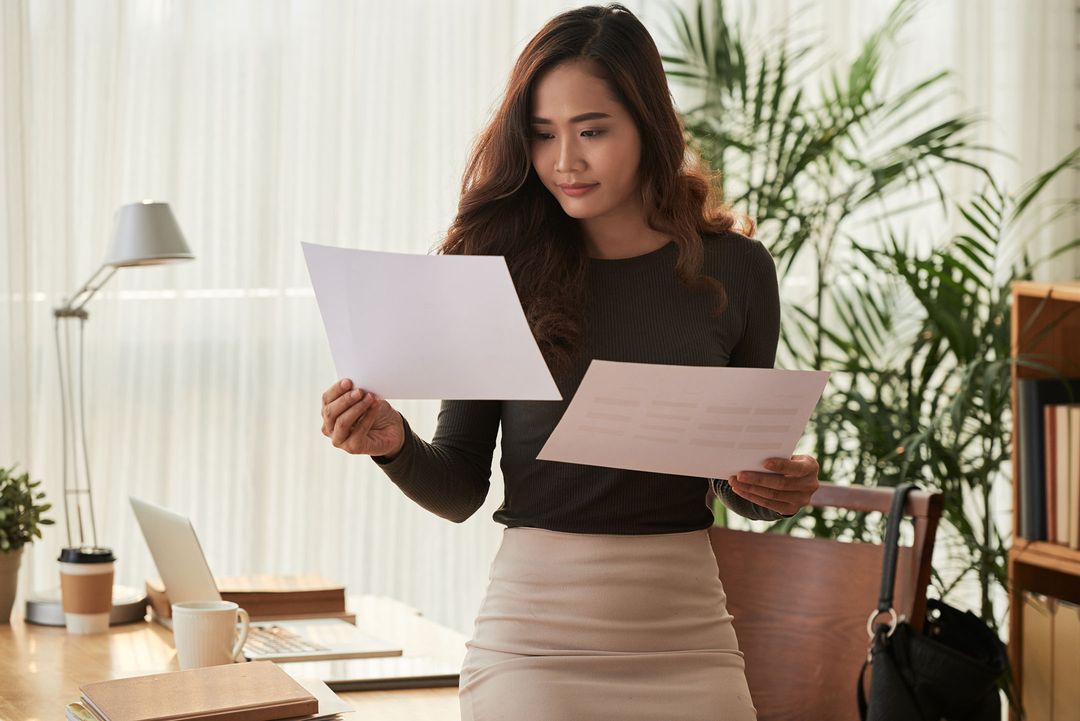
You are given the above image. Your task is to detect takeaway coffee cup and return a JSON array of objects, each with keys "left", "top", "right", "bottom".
[
  {"left": 172, "top": 601, "right": 250, "bottom": 669},
  {"left": 58, "top": 546, "right": 116, "bottom": 634}
]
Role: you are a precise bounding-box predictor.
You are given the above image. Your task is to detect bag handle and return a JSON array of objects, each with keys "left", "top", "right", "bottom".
[
  {"left": 867, "top": 482, "right": 919, "bottom": 637},
  {"left": 857, "top": 482, "right": 921, "bottom": 721}
]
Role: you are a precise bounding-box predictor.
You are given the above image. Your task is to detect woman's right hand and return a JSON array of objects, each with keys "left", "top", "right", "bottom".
[{"left": 321, "top": 378, "right": 406, "bottom": 459}]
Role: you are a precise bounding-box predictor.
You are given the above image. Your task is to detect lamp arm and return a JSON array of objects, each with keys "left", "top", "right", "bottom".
[
  {"left": 54, "top": 262, "right": 117, "bottom": 548},
  {"left": 56, "top": 264, "right": 117, "bottom": 316}
]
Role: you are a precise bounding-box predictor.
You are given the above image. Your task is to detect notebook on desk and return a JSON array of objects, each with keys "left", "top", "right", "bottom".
[
  {"left": 77, "top": 661, "right": 318, "bottom": 721},
  {"left": 130, "top": 497, "right": 402, "bottom": 663}
]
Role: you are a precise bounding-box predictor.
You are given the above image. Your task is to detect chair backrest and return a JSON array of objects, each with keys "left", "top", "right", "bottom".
[{"left": 709, "top": 482, "right": 943, "bottom": 721}]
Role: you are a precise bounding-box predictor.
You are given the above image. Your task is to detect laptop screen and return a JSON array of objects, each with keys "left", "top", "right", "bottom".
[{"left": 130, "top": 497, "right": 222, "bottom": 605}]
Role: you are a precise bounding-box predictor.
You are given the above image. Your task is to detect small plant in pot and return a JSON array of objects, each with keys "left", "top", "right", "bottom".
[{"left": 0, "top": 465, "right": 54, "bottom": 623}]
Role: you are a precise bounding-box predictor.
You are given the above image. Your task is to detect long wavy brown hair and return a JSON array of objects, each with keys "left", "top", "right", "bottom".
[{"left": 437, "top": 3, "right": 752, "bottom": 380}]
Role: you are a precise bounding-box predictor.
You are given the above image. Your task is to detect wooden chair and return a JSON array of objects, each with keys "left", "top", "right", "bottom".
[{"left": 709, "top": 481, "right": 944, "bottom": 721}]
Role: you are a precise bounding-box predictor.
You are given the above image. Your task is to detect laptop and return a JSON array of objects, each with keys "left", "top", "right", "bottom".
[{"left": 130, "top": 496, "right": 403, "bottom": 663}]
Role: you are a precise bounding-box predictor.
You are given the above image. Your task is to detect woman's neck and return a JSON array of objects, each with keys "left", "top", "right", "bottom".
[{"left": 580, "top": 208, "right": 670, "bottom": 260}]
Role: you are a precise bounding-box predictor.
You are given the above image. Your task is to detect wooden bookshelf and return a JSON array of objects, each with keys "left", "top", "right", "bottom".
[{"left": 1008, "top": 280, "right": 1080, "bottom": 720}]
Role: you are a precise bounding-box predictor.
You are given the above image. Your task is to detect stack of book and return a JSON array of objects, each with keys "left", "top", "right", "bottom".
[
  {"left": 146, "top": 575, "right": 353, "bottom": 623},
  {"left": 1016, "top": 377, "right": 1080, "bottom": 544},
  {"left": 64, "top": 661, "right": 352, "bottom": 721}
]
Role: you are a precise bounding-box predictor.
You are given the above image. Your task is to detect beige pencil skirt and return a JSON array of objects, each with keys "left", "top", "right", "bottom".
[{"left": 458, "top": 526, "right": 758, "bottom": 721}]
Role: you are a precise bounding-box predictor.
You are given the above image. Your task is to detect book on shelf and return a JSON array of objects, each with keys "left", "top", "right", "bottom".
[
  {"left": 1022, "top": 592, "right": 1053, "bottom": 721},
  {"left": 1071, "top": 405, "right": 1080, "bottom": 550},
  {"left": 1041, "top": 402, "right": 1080, "bottom": 550},
  {"left": 146, "top": 575, "right": 347, "bottom": 621},
  {"left": 1015, "top": 377, "right": 1075, "bottom": 539},
  {"left": 71, "top": 661, "right": 318, "bottom": 721},
  {"left": 1044, "top": 404, "right": 1080, "bottom": 547},
  {"left": 1021, "top": 591, "right": 1080, "bottom": 721},
  {"left": 1044, "top": 405, "right": 1055, "bottom": 543}
]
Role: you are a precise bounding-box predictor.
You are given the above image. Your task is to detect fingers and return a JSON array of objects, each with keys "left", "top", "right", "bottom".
[
  {"left": 351, "top": 394, "right": 384, "bottom": 440},
  {"left": 733, "top": 470, "right": 817, "bottom": 497},
  {"left": 733, "top": 470, "right": 787, "bottom": 491},
  {"left": 322, "top": 378, "right": 352, "bottom": 406},
  {"left": 730, "top": 475, "right": 770, "bottom": 499},
  {"left": 730, "top": 481, "right": 796, "bottom": 516},
  {"left": 763, "top": 455, "right": 818, "bottom": 477},
  {"left": 322, "top": 383, "right": 367, "bottom": 436},
  {"left": 331, "top": 391, "right": 377, "bottom": 445},
  {"left": 729, "top": 477, "right": 795, "bottom": 512}
]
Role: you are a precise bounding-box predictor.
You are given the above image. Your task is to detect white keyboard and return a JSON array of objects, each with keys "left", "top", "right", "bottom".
[{"left": 244, "top": 625, "right": 329, "bottom": 655}]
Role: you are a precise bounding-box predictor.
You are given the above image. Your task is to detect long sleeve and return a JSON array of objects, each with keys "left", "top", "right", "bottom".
[
  {"left": 371, "top": 399, "right": 501, "bottom": 523},
  {"left": 728, "top": 239, "right": 781, "bottom": 369},
  {"left": 713, "top": 239, "right": 792, "bottom": 522}
]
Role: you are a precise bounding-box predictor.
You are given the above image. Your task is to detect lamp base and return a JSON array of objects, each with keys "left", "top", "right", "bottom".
[{"left": 24, "top": 585, "right": 148, "bottom": 626}]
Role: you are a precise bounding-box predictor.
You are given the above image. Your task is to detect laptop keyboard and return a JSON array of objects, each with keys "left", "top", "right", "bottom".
[{"left": 244, "top": 625, "right": 329, "bottom": 655}]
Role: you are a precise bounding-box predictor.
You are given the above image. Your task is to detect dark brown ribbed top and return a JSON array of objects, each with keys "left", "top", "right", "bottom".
[{"left": 372, "top": 231, "right": 789, "bottom": 533}]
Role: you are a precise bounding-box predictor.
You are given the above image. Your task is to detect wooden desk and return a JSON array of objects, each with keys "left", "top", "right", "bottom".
[{"left": 0, "top": 595, "right": 464, "bottom": 721}]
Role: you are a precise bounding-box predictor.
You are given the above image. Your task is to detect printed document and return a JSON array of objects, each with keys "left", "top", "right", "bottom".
[{"left": 537, "top": 361, "right": 829, "bottom": 478}]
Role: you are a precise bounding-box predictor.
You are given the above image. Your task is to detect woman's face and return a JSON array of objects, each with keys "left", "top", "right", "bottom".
[{"left": 528, "top": 60, "right": 642, "bottom": 220}]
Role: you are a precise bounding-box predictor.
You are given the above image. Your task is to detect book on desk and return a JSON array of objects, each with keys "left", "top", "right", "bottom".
[
  {"left": 145, "top": 575, "right": 354, "bottom": 623},
  {"left": 63, "top": 660, "right": 354, "bottom": 721}
]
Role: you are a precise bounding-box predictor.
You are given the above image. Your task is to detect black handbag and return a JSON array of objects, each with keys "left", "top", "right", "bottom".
[{"left": 856, "top": 482, "right": 1011, "bottom": 721}]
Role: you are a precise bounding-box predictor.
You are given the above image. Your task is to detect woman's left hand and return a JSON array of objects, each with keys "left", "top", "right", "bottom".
[{"left": 728, "top": 454, "right": 820, "bottom": 517}]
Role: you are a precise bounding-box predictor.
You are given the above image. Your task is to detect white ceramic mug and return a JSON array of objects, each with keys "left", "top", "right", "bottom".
[{"left": 171, "top": 601, "right": 250, "bottom": 669}]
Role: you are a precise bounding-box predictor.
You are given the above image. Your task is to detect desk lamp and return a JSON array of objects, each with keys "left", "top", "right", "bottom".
[{"left": 25, "top": 201, "right": 194, "bottom": 626}]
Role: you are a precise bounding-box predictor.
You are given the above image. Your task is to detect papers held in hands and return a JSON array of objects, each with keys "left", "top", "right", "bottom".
[
  {"left": 538, "top": 361, "right": 830, "bottom": 479},
  {"left": 301, "top": 242, "right": 561, "bottom": 401}
]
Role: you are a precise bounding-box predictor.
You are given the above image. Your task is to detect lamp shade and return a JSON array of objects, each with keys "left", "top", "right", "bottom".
[{"left": 102, "top": 201, "right": 194, "bottom": 267}]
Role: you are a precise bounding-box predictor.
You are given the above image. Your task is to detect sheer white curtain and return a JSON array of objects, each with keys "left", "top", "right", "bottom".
[
  {"left": 1, "top": 0, "right": 1077, "bottom": 635},
  {"left": 0, "top": 0, "right": 671, "bottom": 634}
]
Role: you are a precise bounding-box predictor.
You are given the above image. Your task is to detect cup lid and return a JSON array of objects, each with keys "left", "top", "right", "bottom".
[{"left": 58, "top": 546, "right": 116, "bottom": 563}]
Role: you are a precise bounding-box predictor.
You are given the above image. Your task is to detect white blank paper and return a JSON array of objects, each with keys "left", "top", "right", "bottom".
[
  {"left": 537, "top": 360, "right": 830, "bottom": 478},
  {"left": 301, "top": 242, "right": 561, "bottom": 400}
]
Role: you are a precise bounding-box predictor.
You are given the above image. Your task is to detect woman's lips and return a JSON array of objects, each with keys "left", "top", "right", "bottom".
[{"left": 558, "top": 184, "right": 598, "bottom": 197}]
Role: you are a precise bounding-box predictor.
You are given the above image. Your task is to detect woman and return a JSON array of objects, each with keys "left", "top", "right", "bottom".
[{"left": 320, "top": 4, "right": 820, "bottom": 719}]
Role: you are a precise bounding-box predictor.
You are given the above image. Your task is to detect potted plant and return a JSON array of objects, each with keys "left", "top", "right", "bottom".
[{"left": 0, "top": 464, "right": 54, "bottom": 622}]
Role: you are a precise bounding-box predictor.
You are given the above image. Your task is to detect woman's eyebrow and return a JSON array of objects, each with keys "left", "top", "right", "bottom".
[{"left": 529, "top": 111, "right": 612, "bottom": 125}]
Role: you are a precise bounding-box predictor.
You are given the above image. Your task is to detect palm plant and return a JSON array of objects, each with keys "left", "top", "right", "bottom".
[
  {"left": 821, "top": 151, "right": 1080, "bottom": 630},
  {"left": 815, "top": 153, "right": 1080, "bottom": 716},
  {"left": 662, "top": 0, "right": 1080, "bottom": 635},
  {"left": 662, "top": 0, "right": 985, "bottom": 470}
]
